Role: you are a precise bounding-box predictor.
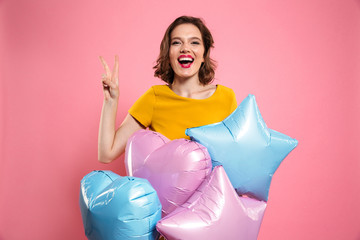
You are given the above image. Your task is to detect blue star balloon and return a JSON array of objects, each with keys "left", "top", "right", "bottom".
[
  {"left": 79, "top": 170, "right": 162, "bottom": 240},
  {"left": 186, "top": 94, "right": 298, "bottom": 202}
]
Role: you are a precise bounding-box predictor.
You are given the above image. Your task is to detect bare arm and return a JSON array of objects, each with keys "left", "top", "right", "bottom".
[{"left": 98, "top": 56, "right": 144, "bottom": 163}]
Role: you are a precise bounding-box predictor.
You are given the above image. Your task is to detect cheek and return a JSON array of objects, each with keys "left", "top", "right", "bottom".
[
  {"left": 169, "top": 56, "right": 176, "bottom": 67},
  {"left": 169, "top": 49, "right": 177, "bottom": 62},
  {"left": 196, "top": 48, "right": 205, "bottom": 62},
  {"left": 198, "top": 52, "right": 205, "bottom": 63}
]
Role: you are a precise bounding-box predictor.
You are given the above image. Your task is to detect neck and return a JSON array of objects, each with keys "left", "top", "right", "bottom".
[
  {"left": 171, "top": 76, "right": 203, "bottom": 97},
  {"left": 170, "top": 75, "right": 216, "bottom": 99}
]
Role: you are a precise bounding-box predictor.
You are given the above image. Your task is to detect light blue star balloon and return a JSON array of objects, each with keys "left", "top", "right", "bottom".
[
  {"left": 79, "top": 170, "right": 162, "bottom": 240},
  {"left": 186, "top": 94, "right": 298, "bottom": 202}
]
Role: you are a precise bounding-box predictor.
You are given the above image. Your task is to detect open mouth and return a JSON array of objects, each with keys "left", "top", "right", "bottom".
[{"left": 178, "top": 55, "right": 194, "bottom": 68}]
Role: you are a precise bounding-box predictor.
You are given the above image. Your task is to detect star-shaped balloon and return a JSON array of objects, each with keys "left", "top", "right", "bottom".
[
  {"left": 186, "top": 94, "right": 298, "bottom": 201},
  {"left": 156, "top": 166, "right": 267, "bottom": 240}
]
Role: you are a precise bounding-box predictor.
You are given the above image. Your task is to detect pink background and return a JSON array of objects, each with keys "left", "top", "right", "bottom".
[{"left": 1, "top": 0, "right": 359, "bottom": 239}]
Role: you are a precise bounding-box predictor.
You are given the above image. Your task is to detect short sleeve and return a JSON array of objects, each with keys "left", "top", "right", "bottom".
[
  {"left": 128, "top": 87, "right": 155, "bottom": 127},
  {"left": 229, "top": 89, "right": 238, "bottom": 113}
]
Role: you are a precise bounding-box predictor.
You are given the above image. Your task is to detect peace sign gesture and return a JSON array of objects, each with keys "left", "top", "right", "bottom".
[{"left": 99, "top": 55, "right": 119, "bottom": 101}]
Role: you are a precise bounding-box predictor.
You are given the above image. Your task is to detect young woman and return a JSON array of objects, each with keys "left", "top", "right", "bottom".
[{"left": 98, "top": 16, "right": 237, "bottom": 164}]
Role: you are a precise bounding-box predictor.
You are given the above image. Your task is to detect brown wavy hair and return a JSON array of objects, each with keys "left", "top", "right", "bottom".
[{"left": 153, "top": 16, "right": 216, "bottom": 85}]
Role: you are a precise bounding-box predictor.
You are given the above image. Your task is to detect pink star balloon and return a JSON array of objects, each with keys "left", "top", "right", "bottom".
[
  {"left": 156, "top": 166, "right": 267, "bottom": 240},
  {"left": 125, "top": 130, "right": 212, "bottom": 216}
]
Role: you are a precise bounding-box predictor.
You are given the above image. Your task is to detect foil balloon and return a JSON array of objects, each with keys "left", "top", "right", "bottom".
[
  {"left": 156, "top": 166, "right": 267, "bottom": 240},
  {"left": 79, "top": 170, "right": 162, "bottom": 240},
  {"left": 186, "top": 94, "right": 298, "bottom": 201},
  {"left": 125, "top": 129, "right": 212, "bottom": 216}
]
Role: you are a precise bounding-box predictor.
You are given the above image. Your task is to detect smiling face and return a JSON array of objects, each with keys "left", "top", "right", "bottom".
[{"left": 169, "top": 23, "right": 205, "bottom": 82}]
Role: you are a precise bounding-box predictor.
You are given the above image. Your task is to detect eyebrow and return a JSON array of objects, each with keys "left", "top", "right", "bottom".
[{"left": 171, "top": 36, "right": 202, "bottom": 41}]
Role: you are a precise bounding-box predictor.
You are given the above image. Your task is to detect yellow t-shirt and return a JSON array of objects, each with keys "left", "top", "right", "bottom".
[{"left": 128, "top": 85, "right": 237, "bottom": 140}]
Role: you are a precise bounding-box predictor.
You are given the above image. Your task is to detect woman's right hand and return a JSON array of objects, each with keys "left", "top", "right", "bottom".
[{"left": 99, "top": 55, "right": 119, "bottom": 101}]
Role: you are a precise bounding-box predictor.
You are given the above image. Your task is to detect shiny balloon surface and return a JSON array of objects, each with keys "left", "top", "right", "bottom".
[
  {"left": 157, "top": 166, "right": 267, "bottom": 240},
  {"left": 186, "top": 94, "right": 298, "bottom": 201},
  {"left": 125, "top": 130, "right": 212, "bottom": 216},
  {"left": 79, "top": 170, "right": 161, "bottom": 240}
]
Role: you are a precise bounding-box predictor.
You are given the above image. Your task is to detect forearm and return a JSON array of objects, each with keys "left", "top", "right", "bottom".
[{"left": 98, "top": 99, "right": 119, "bottom": 163}]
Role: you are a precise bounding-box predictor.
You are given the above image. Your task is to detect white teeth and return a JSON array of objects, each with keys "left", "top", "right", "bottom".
[{"left": 178, "top": 57, "right": 193, "bottom": 61}]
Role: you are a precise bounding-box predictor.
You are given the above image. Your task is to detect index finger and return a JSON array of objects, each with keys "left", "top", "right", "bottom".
[
  {"left": 111, "top": 55, "right": 119, "bottom": 84},
  {"left": 99, "top": 56, "right": 111, "bottom": 77}
]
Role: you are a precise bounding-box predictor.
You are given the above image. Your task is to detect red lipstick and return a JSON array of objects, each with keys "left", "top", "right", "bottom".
[{"left": 178, "top": 55, "right": 194, "bottom": 68}]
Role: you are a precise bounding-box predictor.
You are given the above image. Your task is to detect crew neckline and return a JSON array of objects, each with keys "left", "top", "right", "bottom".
[{"left": 165, "top": 84, "right": 220, "bottom": 100}]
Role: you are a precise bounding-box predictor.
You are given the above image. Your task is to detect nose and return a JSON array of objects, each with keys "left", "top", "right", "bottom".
[{"left": 180, "top": 43, "right": 190, "bottom": 53}]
